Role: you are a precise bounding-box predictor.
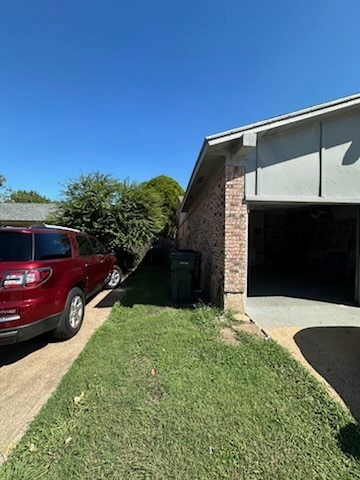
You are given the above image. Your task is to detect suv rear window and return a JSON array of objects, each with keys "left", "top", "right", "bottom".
[
  {"left": 0, "top": 231, "right": 32, "bottom": 261},
  {"left": 34, "top": 233, "right": 72, "bottom": 260}
]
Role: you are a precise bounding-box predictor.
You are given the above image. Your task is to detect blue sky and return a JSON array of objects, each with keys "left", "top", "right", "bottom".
[{"left": 1, "top": 0, "right": 360, "bottom": 200}]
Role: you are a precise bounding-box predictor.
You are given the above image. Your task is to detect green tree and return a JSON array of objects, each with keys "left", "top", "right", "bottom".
[
  {"left": 142, "top": 175, "right": 184, "bottom": 237},
  {"left": 50, "top": 172, "right": 164, "bottom": 257},
  {"left": 0, "top": 175, "right": 10, "bottom": 202},
  {"left": 9, "top": 190, "right": 51, "bottom": 203},
  {"left": 0, "top": 176, "right": 51, "bottom": 203}
]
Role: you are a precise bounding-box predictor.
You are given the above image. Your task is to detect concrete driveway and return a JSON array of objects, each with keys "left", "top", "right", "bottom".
[
  {"left": 0, "top": 288, "right": 124, "bottom": 460},
  {"left": 247, "top": 294, "right": 360, "bottom": 421}
]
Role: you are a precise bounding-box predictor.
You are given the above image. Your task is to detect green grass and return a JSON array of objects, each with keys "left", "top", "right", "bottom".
[{"left": 1, "top": 265, "right": 360, "bottom": 479}]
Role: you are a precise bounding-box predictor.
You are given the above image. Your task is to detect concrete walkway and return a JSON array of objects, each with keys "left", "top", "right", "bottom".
[
  {"left": 0, "top": 288, "right": 124, "bottom": 460},
  {"left": 246, "top": 295, "right": 360, "bottom": 329}
]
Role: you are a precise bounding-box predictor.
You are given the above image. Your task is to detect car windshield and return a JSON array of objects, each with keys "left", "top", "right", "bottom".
[{"left": 0, "top": 231, "right": 32, "bottom": 261}]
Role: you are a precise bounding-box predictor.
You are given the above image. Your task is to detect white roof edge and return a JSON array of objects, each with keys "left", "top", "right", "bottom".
[
  {"left": 181, "top": 139, "right": 209, "bottom": 210},
  {"left": 206, "top": 93, "right": 360, "bottom": 143}
]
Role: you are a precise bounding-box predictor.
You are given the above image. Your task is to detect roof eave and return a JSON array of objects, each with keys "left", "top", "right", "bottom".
[
  {"left": 206, "top": 93, "right": 360, "bottom": 146},
  {"left": 181, "top": 139, "right": 210, "bottom": 211}
]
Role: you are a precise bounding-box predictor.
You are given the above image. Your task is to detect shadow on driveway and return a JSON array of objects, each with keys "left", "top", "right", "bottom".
[
  {"left": 0, "top": 332, "right": 55, "bottom": 367},
  {"left": 0, "top": 288, "right": 126, "bottom": 367},
  {"left": 294, "top": 327, "right": 360, "bottom": 421},
  {"left": 94, "top": 288, "right": 126, "bottom": 308}
]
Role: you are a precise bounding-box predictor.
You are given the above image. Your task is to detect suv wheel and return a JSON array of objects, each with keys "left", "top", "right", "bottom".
[
  {"left": 106, "top": 265, "right": 122, "bottom": 289},
  {"left": 53, "top": 287, "right": 85, "bottom": 339}
]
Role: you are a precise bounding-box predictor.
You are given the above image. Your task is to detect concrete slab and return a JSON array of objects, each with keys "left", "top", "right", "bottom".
[
  {"left": 246, "top": 295, "right": 360, "bottom": 329},
  {"left": 0, "top": 288, "right": 124, "bottom": 461}
]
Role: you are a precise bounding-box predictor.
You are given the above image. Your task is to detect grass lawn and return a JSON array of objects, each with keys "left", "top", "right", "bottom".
[{"left": 1, "top": 264, "right": 360, "bottom": 479}]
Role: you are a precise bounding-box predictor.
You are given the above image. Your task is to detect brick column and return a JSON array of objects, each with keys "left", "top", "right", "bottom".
[{"left": 223, "top": 163, "right": 247, "bottom": 313}]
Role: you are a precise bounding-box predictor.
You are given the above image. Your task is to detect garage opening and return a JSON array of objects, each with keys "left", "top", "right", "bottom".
[{"left": 248, "top": 205, "right": 358, "bottom": 306}]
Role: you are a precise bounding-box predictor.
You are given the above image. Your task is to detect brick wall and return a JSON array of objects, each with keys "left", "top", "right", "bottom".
[
  {"left": 179, "top": 163, "right": 247, "bottom": 311},
  {"left": 178, "top": 168, "right": 225, "bottom": 303}
]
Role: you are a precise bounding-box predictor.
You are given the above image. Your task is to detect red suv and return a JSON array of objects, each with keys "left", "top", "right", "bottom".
[{"left": 0, "top": 224, "right": 121, "bottom": 346}]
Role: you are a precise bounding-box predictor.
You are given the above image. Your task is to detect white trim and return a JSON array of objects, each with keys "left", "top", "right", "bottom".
[
  {"left": 181, "top": 141, "right": 209, "bottom": 210},
  {"left": 246, "top": 196, "right": 360, "bottom": 204},
  {"left": 43, "top": 224, "right": 80, "bottom": 232}
]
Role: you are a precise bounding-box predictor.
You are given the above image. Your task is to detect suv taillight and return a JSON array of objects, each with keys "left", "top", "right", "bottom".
[{"left": 1, "top": 268, "right": 52, "bottom": 288}]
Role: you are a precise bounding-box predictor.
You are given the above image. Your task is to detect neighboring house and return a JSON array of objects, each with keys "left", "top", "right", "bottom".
[
  {"left": 179, "top": 93, "right": 360, "bottom": 312},
  {"left": 0, "top": 203, "right": 57, "bottom": 227}
]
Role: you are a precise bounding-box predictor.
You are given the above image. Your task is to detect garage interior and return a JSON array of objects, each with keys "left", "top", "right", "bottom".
[{"left": 248, "top": 205, "right": 358, "bottom": 305}]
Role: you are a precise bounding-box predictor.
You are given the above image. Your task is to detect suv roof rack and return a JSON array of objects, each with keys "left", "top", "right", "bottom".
[{"left": 30, "top": 223, "right": 81, "bottom": 233}]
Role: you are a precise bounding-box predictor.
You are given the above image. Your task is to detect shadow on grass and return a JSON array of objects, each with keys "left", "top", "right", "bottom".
[
  {"left": 95, "top": 263, "right": 204, "bottom": 310},
  {"left": 294, "top": 327, "right": 360, "bottom": 422},
  {"left": 119, "top": 265, "right": 173, "bottom": 308},
  {"left": 338, "top": 423, "right": 360, "bottom": 459},
  {"left": 94, "top": 265, "right": 172, "bottom": 309}
]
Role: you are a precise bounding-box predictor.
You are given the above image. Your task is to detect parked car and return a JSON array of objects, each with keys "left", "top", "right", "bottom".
[{"left": 0, "top": 224, "right": 122, "bottom": 346}]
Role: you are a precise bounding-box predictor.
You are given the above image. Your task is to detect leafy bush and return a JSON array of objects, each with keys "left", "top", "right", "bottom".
[{"left": 49, "top": 172, "right": 164, "bottom": 262}]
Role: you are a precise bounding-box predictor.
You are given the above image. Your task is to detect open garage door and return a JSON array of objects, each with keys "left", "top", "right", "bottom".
[{"left": 248, "top": 205, "right": 358, "bottom": 306}]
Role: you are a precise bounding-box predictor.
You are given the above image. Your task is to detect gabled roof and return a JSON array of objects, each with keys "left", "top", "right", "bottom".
[
  {"left": 206, "top": 92, "right": 360, "bottom": 144},
  {"left": 0, "top": 203, "right": 57, "bottom": 222},
  {"left": 182, "top": 93, "right": 360, "bottom": 211}
]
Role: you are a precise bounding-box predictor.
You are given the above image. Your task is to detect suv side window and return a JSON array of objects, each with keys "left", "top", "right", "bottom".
[
  {"left": 88, "top": 238, "right": 107, "bottom": 255},
  {"left": 76, "top": 236, "right": 94, "bottom": 256},
  {"left": 35, "top": 233, "right": 71, "bottom": 260}
]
